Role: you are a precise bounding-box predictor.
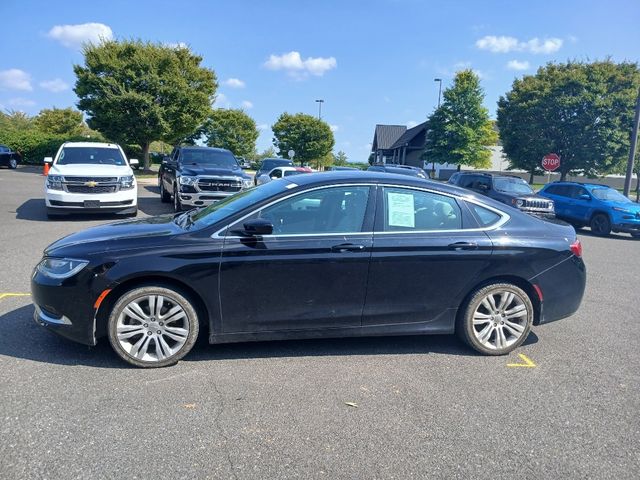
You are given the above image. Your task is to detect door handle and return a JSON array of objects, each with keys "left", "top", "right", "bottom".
[
  {"left": 448, "top": 241, "right": 478, "bottom": 251},
  {"left": 331, "top": 243, "right": 365, "bottom": 252}
]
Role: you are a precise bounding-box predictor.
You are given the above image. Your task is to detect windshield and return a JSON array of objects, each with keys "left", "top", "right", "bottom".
[
  {"left": 57, "top": 147, "right": 126, "bottom": 166},
  {"left": 261, "top": 159, "right": 292, "bottom": 171},
  {"left": 590, "top": 187, "right": 631, "bottom": 203},
  {"left": 181, "top": 149, "right": 238, "bottom": 168},
  {"left": 493, "top": 178, "right": 534, "bottom": 195},
  {"left": 188, "top": 180, "right": 290, "bottom": 228}
]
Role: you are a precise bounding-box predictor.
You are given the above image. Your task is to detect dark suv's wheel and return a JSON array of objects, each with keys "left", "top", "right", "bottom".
[
  {"left": 173, "top": 185, "right": 182, "bottom": 212},
  {"left": 590, "top": 213, "right": 611, "bottom": 236},
  {"left": 107, "top": 286, "right": 199, "bottom": 368},
  {"left": 457, "top": 283, "right": 533, "bottom": 356},
  {"left": 159, "top": 177, "right": 170, "bottom": 203}
]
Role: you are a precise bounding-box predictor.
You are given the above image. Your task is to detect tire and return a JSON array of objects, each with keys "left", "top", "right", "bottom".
[
  {"left": 159, "top": 177, "right": 170, "bottom": 203},
  {"left": 107, "top": 286, "right": 199, "bottom": 368},
  {"left": 590, "top": 213, "right": 611, "bottom": 236},
  {"left": 9, "top": 158, "right": 17, "bottom": 169},
  {"left": 173, "top": 185, "right": 182, "bottom": 212},
  {"left": 456, "top": 283, "right": 534, "bottom": 356}
]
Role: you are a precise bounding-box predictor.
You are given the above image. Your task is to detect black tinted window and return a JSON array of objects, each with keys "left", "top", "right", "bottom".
[{"left": 181, "top": 149, "right": 238, "bottom": 168}]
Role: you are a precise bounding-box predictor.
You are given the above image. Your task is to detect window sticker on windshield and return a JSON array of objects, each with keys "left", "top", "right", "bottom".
[{"left": 387, "top": 192, "right": 415, "bottom": 228}]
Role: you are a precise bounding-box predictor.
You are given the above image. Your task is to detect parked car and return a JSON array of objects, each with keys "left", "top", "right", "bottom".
[
  {"left": 538, "top": 181, "right": 640, "bottom": 237},
  {"left": 31, "top": 171, "right": 586, "bottom": 368},
  {"left": 236, "top": 156, "right": 251, "bottom": 169},
  {"left": 327, "top": 166, "right": 359, "bottom": 171},
  {"left": 44, "top": 142, "right": 139, "bottom": 218},
  {"left": 448, "top": 172, "right": 555, "bottom": 218},
  {"left": 158, "top": 146, "right": 253, "bottom": 212},
  {"left": 0, "top": 145, "right": 21, "bottom": 169},
  {"left": 368, "top": 164, "right": 428, "bottom": 179},
  {"left": 256, "top": 166, "right": 309, "bottom": 185},
  {"left": 254, "top": 158, "right": 294, "bottom": 185}
]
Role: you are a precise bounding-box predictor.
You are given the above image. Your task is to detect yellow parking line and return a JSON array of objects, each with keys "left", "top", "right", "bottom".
[
  {"left": 0, "top": 293, "right": 31, "bottom": 301},
  {"left": 507, "top": 353, "right": 536, "bottom": 368}
]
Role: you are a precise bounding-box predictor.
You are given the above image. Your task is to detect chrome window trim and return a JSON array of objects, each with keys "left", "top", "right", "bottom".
[{"left": 211, "top": 182, "right": 510, "bottom": 239}]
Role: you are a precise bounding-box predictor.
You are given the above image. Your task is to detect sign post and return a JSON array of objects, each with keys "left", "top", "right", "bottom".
[{"left": 542, "top": 153, "right": 561, "bottom": 184}]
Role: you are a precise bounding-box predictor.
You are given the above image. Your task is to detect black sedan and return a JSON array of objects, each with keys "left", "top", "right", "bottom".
[
  {"left": 31, "top": 172, "right": 586, "bottom": 368},
  {"left": 0, "top": 144, "right": 21, "bottom": 169}
]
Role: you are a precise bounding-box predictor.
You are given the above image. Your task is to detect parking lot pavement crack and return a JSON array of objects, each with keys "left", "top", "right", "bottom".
[{"left": 212, "top": 382, "right": 238, "bottom": 480}]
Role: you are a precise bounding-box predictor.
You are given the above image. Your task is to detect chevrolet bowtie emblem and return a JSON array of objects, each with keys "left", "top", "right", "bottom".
[{"left": 84, "top": 181, "right": 98, "bottom": 187}]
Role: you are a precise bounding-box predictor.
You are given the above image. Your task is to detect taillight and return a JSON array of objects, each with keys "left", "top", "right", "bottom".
[{"left": 570, "top": 239, "right": 582, "bottom": 257}]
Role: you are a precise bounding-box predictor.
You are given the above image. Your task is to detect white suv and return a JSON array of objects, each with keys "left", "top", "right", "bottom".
[{"left": 44, "top": 142, "right": 139, "bottom": 218}]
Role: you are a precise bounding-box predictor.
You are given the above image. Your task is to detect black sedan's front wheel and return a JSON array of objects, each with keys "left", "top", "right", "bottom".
[
  {"left": 457, "top": 283, "right": 533, "bottom": 355},
  {"left": 107, "top": 286, "right": 199, "bottom": 368}
]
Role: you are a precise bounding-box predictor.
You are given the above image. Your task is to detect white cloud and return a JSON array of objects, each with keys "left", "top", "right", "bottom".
[
  {"left": 506, "top": 60, "right": 530, "bottom": 71},
  {"left": 329, "top": 124, "right": 339, "bottom": 132},
  {"left": 241, "top": 100, "right": 253, "bottom": 109},
  {"left": 0, "top": 69, "right": 32, "bottom": 91},
  {"left": 39, "top": 78, "right": 69, "bottom": 92},
  {"left": 165, "top": 42, "right": 188, "bottom": 49},
  {"left": 8, "top": 97, "right": 36, "bottom": 107},
  {"left": 47, "top": 22, "right": 113, "bottom": 49},
  {"left": 264, "top": 51, "right": 337, "bottom": 78},
  {"left": 475, "top": 35, "right": 563, "bottom": 54},
  {"left": 223, "top": 78, "right": 245, "bottom": 88}
]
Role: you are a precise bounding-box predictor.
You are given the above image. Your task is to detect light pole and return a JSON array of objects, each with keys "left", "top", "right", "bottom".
[
  {"left": 315, "top": 99, "right": 324, "bottom": 120},
  {"left": 434, "top": 78, "right": 442, "bottom": 108}
]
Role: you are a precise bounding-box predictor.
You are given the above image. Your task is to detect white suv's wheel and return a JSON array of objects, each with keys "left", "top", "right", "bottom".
[{"left": 107, "top": 286, "right": 199, "bottom": 368}]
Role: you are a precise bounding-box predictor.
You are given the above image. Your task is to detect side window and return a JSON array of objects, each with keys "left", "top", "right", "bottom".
[
  {"left": 271, "top": 169, "right": 282, "bottom": 179},
  {"left": 573, "top": 186, "right": 588, "bottom": 199},
  {"left": 459, "top": 175, "right": 475, "bottom": 189},
  {"left": 382, "top": 187, "right": 462, "bottom": 232},
  {"left": 468, "top": 203, "right": 502, "bottom": 228},
  {"left": 474, "top": 177, "right": 491, "bottom": 191},
  {"left": 544, "top": 185, "right": 559, "bottom": 195},
  {"left": 257, "top": 186, "right": 370, "bottom": 235}
]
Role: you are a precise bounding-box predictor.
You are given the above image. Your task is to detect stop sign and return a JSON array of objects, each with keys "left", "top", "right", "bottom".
[{"left": 542, "top": 153, "right": 561, "bottom": 172}]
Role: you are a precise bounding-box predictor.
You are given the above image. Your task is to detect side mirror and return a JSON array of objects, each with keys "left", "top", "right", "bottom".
[
  {"left": 129, "top": 158, "right": 139, "bottom": 166},
  {"left": 44, "top": 157, "right": 53, "bottom": 164},
  {"left": 243, "top": 218, "right": 273, "bottom": 236},
  {"left": 578, "top": 194, "right": 591, "bottom": 201}
]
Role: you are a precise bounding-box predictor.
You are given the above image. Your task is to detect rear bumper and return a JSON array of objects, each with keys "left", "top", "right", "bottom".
[{"left": 533, "top": 255, "right": 586, "bottom": 324}]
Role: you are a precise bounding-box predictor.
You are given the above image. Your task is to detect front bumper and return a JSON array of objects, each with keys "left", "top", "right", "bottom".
[
  {"left": 612, "top": 220, "right": 640, "bottom": 234},
  {"left": 178, "top": 190, "right": 240, "bottom": 207},
  {"left": 45, "top": 187, "right": 137, "bottom": 213}
]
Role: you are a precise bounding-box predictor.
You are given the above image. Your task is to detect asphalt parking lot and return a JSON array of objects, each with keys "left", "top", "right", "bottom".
[{"left": 1, "top": 166, "right": 639, "bottom": 479}]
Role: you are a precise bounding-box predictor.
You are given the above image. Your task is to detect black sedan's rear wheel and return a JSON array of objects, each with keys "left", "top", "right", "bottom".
[
  {"left": 107, "top": 286, "right": 199, "bottom": 368},
  {"left": 9, "top": 158, "right": 17, "bottom": 169},
  {"left": 457, "top": 283, "right": 533, "bottom": 355},
  {"left": 590, "top": 213, "right": 611, "bottom": 236}
]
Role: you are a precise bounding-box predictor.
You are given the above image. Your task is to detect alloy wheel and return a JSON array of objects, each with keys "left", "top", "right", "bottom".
[
  {"left": 471, "top": 290, "right": 529, "bottom": 351},
  {"left": 9, "top": 159, "right": 17, "bottom": 169},
  {"left": 115, "top": 294, "right": 191, "bottom": 362}
]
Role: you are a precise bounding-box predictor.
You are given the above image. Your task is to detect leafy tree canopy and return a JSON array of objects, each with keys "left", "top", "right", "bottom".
[
  {"left": 33, "top": 107, "right": 85, "bottom": 136},
  {"left": 423, "top": 70, "right": 497, "bottom": 169},
  {"left": 497, "top": 60, "right": 640, "bottom": 180},
  {"left": 199, "top": 108, "right": 259, "bottom": 158},
  {"left": 271, "top": 113, "right": 334, "bottom": 166},
  {"left": 74, "top": 39, "right": 217, "bottom": 170}
]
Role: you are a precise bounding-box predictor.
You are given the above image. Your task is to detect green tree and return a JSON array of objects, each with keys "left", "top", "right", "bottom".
[
  {"left": 271, "top": 113, "right": 334, "bottom": 166},
  {"left": 0, "top": 110, "right": 34, "bottom": 132},
  {"left": 74, "top": 40, "right": 217, "bottom": 171},
  {"left": 33, "top": 107, "right": 84, "bottom": 136},
  {"left": 200, "top": 108, "right": 259, "bottom": 158},
  {"left": 423, "top": 70, "right": 497, "bottom": 169},
  {"left": 333, "top": 150, "right": 349, "bottom": 165},
  {"left": 497, "top": 60, "right": 640, "bottom": 181}
]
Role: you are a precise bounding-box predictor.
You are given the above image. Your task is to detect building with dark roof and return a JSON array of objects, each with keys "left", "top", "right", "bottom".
[{"left": 371, "top": 121, "right": 428, "bottom": 168}]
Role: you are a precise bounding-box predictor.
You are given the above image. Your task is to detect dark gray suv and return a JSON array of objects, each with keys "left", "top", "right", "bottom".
[{"left": 448, "top": 172, "right": 555, "bottom": 218}]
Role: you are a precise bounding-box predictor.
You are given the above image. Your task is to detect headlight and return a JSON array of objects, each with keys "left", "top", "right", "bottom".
[
  {"left": 612, "top": 207, "right": 630, "bottom": 213},
  {"left": 179, "top": 175, "right": 197, "bottom": 186},
  {"left": 119, "top": 175, "right": 135, "bottom": 190},
  {"left": 47, "top": 175, "right": 64, "bottom": 190},
  {"left": 37, "top": 258, "right": 88, "bottom": 279},
  {"left": 513, "top": 198, "right": 524, "bottom": 207},
  {"left": 242, "top": 178, "right": 253, "bottom": 188}
]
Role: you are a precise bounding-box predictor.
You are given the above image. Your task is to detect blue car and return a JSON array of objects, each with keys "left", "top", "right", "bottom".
[{"left": 538, "top": 182, "right": 640, "bottom": 238}]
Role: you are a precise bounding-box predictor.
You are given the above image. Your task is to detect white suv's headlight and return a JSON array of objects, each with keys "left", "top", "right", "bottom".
[
  {"left": 47, "top": 175, "right": 64, "bottom": 190},
  {"left": 179, "top": 175, "right": 197, "bottom": 186},
  {"left": 119, "top": 175, "right": 135, "bottom": 190},
  {"left": 37, "top": 258, "right": 88, "bottom": 279}
]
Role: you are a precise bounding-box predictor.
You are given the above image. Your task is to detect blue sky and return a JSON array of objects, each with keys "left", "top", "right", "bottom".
[{"left": 1, "top": 0, "right": 639, "bottom": 161}]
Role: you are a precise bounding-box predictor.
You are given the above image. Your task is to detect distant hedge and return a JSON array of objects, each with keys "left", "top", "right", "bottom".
[{"left": 0, "top": 130, "right": 105, "bottom": 165}]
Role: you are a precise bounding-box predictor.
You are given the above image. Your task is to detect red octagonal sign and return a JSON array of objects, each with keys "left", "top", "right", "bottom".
[{"left": 542, "top": 153, "right": 561, "bottom": 172}]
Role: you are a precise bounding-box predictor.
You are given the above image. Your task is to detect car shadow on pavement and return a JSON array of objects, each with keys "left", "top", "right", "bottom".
[
  {"left": 0, "top": 304, "right": 539, "bottom": 369},
  {"left": 576, "top": 230, "right": 638, "bottom": 241}
]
